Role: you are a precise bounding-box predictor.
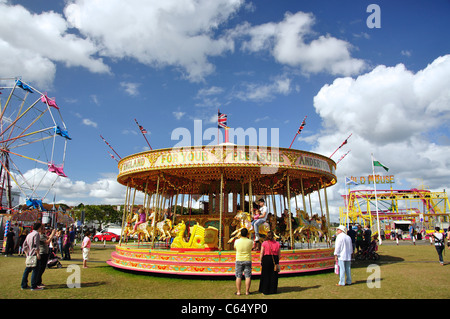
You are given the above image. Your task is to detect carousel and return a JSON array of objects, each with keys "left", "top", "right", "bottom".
[{"left": 107, "top": 143, "right": 337, "bottom": 276}]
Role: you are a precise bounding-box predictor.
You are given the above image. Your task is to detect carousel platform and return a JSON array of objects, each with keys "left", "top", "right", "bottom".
[{"left": 107, "top": 243, "right": 334, "bottom": 276}]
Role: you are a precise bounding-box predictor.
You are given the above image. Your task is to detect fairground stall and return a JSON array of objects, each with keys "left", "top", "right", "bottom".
[{"left": 107, "top": 144, "right": 337, "bottom": 276}]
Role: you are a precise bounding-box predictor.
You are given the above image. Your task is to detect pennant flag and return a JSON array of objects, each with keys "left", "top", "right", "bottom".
[
  {"left": 55, "top": 126, "right": 72, "bottom": 140},
  {"left": 345, "top": 177, "right": 359, "bottom": 185},
  {"left": 373, "top": 160, "right": 389, "bottom": 172},
  {"left": 336, "top": 150, "right": 350, "bottom": 164},
  {"left": 297, "top": 117, "right": 306, "bottom": 134},
  {"left": 218, "top": 111, "right": 227, "bottom": 128},
  {"left": 41, "top": 93, "right": 59, "bottom": 109},
  {"left": 330, "top": 133, "right": 352, "bottom": 158},
  {"left": 48, "top": 163, "right": 67, "bottom": 177},
  {"left": 100, "top": 135, "right": 122, "bottom": 159},
  {"left": 16, "top": 80, "right": 34, "bottom": 93},
  {"left": 134, "top": 119, "right": 152, "bottom": 150}
]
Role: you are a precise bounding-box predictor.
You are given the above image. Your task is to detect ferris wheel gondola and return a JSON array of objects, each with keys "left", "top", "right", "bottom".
[{"left": 0, "top": 78, "right": 71, "bottom": 211}]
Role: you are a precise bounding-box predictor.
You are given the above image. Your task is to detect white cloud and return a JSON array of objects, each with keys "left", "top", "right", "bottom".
[
  {"left": 310, "top": 55, "right": 450, "bottom": 220},
  {"left": 173, "top": 111, "right": 186, "bottom": 120},
  {"left": 14, "top": 168, "right": 127, "bottom": 206},
  {"left": 120, "top": 82, "right": 141, "bottom": 96},
  {"left": 234, "top": 76, "right": 292, "bottom": 102},
  {"left": 64, "top": 0, "right": 244, "bottom": 82},
  {"left": 235, "top": 11, "right": 366, "bottom": 76},
  {"left": 0, "top": 1, "right": 110, "bottom": 87},
  {"left": 82, "top": 118, "right": 98, "bottom": 128}
]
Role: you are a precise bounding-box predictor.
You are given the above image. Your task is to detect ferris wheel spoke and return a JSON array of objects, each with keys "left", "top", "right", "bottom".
[
  {"left": 8, "top": 134, "right": 54, "bottom": 150},
  {"left": 1, "top": 126, "right": 55, "bottom": 147},
  {"left": 0, "top": 95, "right": 41, "bottom": 139},
  {"left": 0, "top": 156, "right": 28, "bottom": 198},
  {"left": 1, "top": 148, "right": 49, "bottom": 166}
]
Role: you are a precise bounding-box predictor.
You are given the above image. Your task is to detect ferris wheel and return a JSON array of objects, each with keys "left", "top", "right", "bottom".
[{"left": 0, "top": 78, "right": 71, "bottom": 212}]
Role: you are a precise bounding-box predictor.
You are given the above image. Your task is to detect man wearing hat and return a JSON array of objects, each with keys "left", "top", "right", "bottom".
[{"left": 334, "top": 225, "right": 353, "bottom": 286}]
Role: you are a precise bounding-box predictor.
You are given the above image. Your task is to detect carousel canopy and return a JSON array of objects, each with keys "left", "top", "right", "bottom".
[{"left": 117, "top": 145, "right": 337, "bottom": 196}]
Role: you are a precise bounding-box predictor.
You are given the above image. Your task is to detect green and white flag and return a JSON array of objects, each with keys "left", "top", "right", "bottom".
[{"left": 373, "top": 160, "right": 389, "bottom": 172}]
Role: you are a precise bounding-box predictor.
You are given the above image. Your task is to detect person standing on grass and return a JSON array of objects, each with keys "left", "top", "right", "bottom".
[
  {"left": 432, "top": 227, "right": 445, "bottom": 266},
  {"left": 81, "top": 230, "right": 91, "bottom": 268},
  {"left": 259, "top": 230, "right": 281, "bottom": 295},
  {"left": 21, "top": 223, "right": 42, "bottom": 290},
  {"left": 63, "top": 230, "right": 71, "bottom": 260},
  {"left": 334, "top": 225, "right": 353, "bottom": 286},
  {"left": 234, "top": 228, "right": 253, "bottom": 296},
  {"left": 36, "top": 226, "right": 56, "bottom": 288}
]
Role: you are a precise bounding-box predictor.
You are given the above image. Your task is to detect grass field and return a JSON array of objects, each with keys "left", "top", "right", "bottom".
[{"left": 1, "top": 240, "right": 449, "bottom": 301}]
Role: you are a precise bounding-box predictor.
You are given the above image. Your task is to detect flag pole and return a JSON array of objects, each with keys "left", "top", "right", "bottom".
[
  {"left": 289, "top": 115, "right": 307, "bottom": 149},
  {"left": 100, "top": 135, "right": 122, "bottom": 159},
  {"left": 134, "top": 119, "right": 152, "bottom": 150},
  {"left": 330, "top": 133, "right": 352, "bottom": 158},
  {"left": 371, "top": 153, "right": 382, "bottom": 245},
  {"left": 217, "top": 109, "right": 220, "bottom": 145}
]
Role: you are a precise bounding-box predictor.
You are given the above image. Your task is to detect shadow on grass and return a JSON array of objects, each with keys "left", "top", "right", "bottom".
[
  {"left": 351, "top": 254, "right": 404, "bottom": 269},
  {"left": 278, "top": 284, "right": 321, "bottom": 293},
  {"left": 44, "top": 281, "right": 107, "bottom": 289}
]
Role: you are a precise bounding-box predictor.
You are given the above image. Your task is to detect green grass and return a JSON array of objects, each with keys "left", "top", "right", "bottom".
[{"left": 1, "top": 241, "right": 449, "bottom": 300}]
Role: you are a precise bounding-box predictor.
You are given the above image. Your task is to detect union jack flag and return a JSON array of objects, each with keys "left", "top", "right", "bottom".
[
  {"left": 218, "top": 111, "right": 227, "bottom": 128},
  {"left": 135, "top": 119, "right": 147, "bottom": 134}
]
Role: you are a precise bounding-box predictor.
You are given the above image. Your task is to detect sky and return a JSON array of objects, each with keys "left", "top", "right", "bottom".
[{"left": 1, "top": 0, "right": 449, "bottom": 222}]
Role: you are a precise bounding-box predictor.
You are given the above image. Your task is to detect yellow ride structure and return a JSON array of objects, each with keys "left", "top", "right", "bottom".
[{"left": 340, "top": 187, "right": 450, "bottom": 232}]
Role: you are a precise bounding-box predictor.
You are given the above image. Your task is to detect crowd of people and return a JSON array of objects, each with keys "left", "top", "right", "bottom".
[{"left": 1, "top": 222, "right": 92, "bottom": 291}]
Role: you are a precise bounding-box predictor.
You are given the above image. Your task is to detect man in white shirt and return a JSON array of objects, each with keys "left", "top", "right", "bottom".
[
  {"left": 253, "top": 199, "right": 267, "bottom": 242},
  {"left": 334, "top": 225, "right": 353, "bottom": 286}
]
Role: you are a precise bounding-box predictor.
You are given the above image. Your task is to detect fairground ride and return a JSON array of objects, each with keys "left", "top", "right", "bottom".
[
  {"left": 107, "top": 117, "right": 340, "bottom": 276},
  {"left": 0, "top": 78, "right": 70, "bottom": 212},
  {"left": 340, "top": 187, "right": 450, "bottom": 233}
]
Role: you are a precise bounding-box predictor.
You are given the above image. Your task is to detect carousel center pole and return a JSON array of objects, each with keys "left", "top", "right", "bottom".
[
  {"left": 219, "top": 171, "right": 224, "bottom": 251},
  {"left": 151, "top": 175, "right": 160, "bottom": 249},
  {"left": 287, "top": 173, "right": 294, "bottom": 250}
]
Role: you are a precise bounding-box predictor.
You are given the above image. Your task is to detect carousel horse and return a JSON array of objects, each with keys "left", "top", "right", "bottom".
[
  {"left": 171, "top": 220, "right": 214, "bottom": 249},
  {"left": 130, "top": 210, "right": 153, "bottom": 241},
  {"left": 156, "top": 219, "right": 173, "bottom": 241},
  {"left": 293, "top": 210, "right": 323, "bottom": 244},
  {"left": 227, "top": 211, "right": 272, "bottom": 244}
]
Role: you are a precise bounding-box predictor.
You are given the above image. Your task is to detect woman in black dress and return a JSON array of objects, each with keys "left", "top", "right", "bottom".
[{"left": 259, "top": 231, "right": 281, "bottom": 295}]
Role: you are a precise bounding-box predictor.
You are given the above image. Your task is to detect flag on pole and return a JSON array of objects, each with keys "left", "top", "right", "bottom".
[
  {"left": 218, "top": 111, "right": 227, "bottom": 128},
  {"left": 373, "top": 160, "right": 389, "bottom": 172},
  {"left": 297, "top": 116, "right": 306, "bottom": 134},
  {"left": 345, "top": 177, "right": 358, "bottom": 185},
  {"left": 136, "top": 121, "right": 147, "bottom": 134},
  {"left": 329, "top": 133, "right": 352, "bottom": 158}
]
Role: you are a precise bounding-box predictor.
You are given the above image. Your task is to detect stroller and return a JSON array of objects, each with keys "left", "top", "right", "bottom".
[
  {"left": 47, "top": 251, "right": 63, "bottom": 268},
  {"left": 355, "top": 238, "right": 379, "bottom": 261}
]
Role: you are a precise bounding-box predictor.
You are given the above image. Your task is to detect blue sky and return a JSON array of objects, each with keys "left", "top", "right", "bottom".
[{"left": 1, "top": 0, "right": 449, "bottom": 221}]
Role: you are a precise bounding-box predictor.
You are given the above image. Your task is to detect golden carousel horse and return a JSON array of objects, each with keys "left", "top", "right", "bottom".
[
  {"left": 170, "top": 220, "right": 218, "bottom": 249},
  {"left": 227, "top": 211, "right": 272, "bottom": 244}
]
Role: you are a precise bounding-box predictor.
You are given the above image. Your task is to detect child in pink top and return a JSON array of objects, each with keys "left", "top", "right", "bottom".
[{"left": 81, "top": 231, "right": 91, "bottom": 268}]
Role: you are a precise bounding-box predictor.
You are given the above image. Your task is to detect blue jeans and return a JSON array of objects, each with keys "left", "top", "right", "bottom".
[
  {"left": 338, "top": 259, "right": 352, "bottom": 285},
  {"left": 21, "top": 266, "right": 39, "bottom": 289},
  {"left": 253, "top": 219, "right": 265, "bottom": 237}
]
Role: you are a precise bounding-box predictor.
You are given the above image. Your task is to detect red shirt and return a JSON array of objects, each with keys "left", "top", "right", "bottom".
[{"left": 262, "top": 240, "right": 280, "bottom": 256}]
